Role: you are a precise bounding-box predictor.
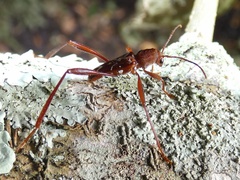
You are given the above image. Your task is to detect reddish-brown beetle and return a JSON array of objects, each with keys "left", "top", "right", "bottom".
[{"left": 16, "top": 25, "right": 206, "bottom": 164}]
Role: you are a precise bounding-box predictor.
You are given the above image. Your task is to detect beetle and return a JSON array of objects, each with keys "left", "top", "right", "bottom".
[{"left": 16, "top": 25, "right": 206, "bottom": 165}]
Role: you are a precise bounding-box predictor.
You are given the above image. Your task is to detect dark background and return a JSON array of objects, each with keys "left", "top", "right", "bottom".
[{"left": 0, "top": 0, "right": 239, "bottom": 66}]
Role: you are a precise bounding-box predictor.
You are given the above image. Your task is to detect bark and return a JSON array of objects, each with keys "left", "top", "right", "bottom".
[{"left": 1, "top": 1, "right": 240, "bottom": 179}]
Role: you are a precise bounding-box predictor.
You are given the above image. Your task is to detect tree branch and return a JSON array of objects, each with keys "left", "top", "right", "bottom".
[{"left": 185, "top": 0, "right": 219, "bottom": 41}]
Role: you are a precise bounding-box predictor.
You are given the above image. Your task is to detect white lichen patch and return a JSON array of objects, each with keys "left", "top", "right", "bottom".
[
  {"left": 0, "top": 50, "right": 102, "bottom": 87},
  {"left": 0, "top": 102, "right": 16, "bottom": 174}
]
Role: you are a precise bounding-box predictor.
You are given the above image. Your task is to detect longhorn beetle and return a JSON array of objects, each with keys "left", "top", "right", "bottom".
[{"left": 16, "top": 25, "right": 207, "bottom": 164}]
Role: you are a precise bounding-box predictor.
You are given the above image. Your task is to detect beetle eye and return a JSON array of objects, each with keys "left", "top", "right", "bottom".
[{"left": 156, "top": 57, "right": 164, "bottom": 67}]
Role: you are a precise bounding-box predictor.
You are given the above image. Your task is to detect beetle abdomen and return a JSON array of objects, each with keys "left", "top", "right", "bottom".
[{"left": 88, "top": 52, "right": 137, "bottom": 82}]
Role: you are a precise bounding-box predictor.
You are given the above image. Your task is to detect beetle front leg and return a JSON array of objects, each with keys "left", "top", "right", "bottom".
[{"left": 144, "top": 70, "right": 175, "bottom": 99}]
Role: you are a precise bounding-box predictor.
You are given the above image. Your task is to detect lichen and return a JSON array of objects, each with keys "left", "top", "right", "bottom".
[
  {"left": 103, "top": 39, "right": 240, "bottom": 179},
  {"left": 0, "top": 102, "right": 16, "bottom": 174},
  {"left": 0, "top": 38, "right": 239, "bottom": 179}
]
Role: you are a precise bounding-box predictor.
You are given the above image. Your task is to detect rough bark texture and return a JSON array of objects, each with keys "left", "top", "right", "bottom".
[
  {"left": 0, "top": 73, "right": 179, "bottom": 179},
  {"left": 0, "top": 35, "right": 240, "bottom": 179}
]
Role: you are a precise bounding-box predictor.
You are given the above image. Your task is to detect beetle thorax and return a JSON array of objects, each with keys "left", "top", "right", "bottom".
[{"left": 135, "top": 48, "right": 163, "bottom": 70}]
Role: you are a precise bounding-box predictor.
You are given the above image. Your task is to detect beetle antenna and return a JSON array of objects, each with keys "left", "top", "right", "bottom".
[
  {"left": 163, "top": 55, "right": 207, "bottom": 78},
  {"left": 161, "top": 24, "right": 182, "bottom": 53}
]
